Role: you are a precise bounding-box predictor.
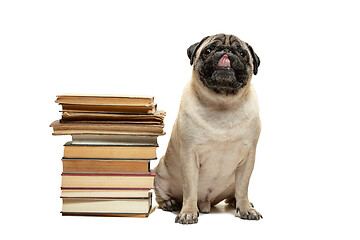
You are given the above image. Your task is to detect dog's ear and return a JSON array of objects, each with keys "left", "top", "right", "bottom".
[
  {"left": 187, "top": 36, "right": 209, "bottom": 66},
  {"left": 246, "top": 43, "right": 260, "bottom": 75}
]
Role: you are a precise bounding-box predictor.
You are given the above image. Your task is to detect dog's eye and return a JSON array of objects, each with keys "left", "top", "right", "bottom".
[
  {"left": 204, "top": 48, "right": 212, "bottom": 55},
  {"left": 236, "top": 46, "right": 247, "bottom": 57},
  {"left": 239, "top": 51, "right": 246, "bottom": 57}
]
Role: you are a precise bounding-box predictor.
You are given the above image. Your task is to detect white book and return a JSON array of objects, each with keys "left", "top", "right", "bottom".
[
  {"left": 61, "top": 189, "right": 150, "bottom": 198},
  {"left": 62, "top": 194, "right": 152, "bottom": 214}
]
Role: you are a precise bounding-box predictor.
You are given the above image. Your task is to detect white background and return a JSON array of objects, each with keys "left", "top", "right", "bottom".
[{"left": 1, "top": 0, "right": 359, "bottom": 239}]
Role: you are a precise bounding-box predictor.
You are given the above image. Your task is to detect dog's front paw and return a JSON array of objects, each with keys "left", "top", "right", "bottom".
[
  {"left": 235, "top": 200, "right": 262, "bottom": 220},
  {"left": 175, "top": 211, "right": 199, "bottom": 224},
  {"left": 236, "top": 207, "right": 262, "bottom": 220}
]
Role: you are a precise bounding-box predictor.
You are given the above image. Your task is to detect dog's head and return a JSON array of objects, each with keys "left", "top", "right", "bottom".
[{"left": 187, "top": 34, "right": 260, "bottom": 95}]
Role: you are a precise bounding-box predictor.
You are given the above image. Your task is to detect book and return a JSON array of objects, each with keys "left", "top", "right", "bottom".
[
  {"left": 61, "top": 173, "right": 155, "bottom": 189},
  {"left": 56, "top": 94, "right": 154, "bottom": 106},
  {"left": 62, "top": 209, "right": 154, "bottom": 217},
  {"left": 60, "top": 110, "right": 165, "bottom": 123},
  {"left": 51, "top": 94, "right": 165, "bottom": 218},
  {"left": 61, "top": 189, "right": 150, "bottom": 198},
  {"left": 62, "top": 158, "right": 151, "bottom": 174},
  {"left": 70, "top": 134, "right": 158, "bottom": 145},
  {"left": 60, "top": 103, "right": 157, "bottom": 114},
  {"left": 50, "top": 120, "right": 165, "bottom": 136},
  {"left": 62, "top": 120, "right": 162, "bottom": 125},
  {"left": 61, "top": 193, "right": 152, "bottom": 215},
  {"left": 63, "top": 142, "right": 157, "bottom": 159}
]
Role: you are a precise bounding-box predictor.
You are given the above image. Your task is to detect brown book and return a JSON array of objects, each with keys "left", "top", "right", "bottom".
[
  {"left": 61, "top": 193, "right": 153, "bottom": 216},
  {"left": 70, "top": 134, "right": 158, "bottom": 145},
  {"left": 61, "top": 173, "right": 155, "bottom": 189},
  {"left": 50, "top": 120, "right": 165, "bottom": 136},
  {"left": 63, "top": 142, "right": 157, "bottom": 159},
  {"left": 56, "top": 94, "right": 154, "bottom": 106},
  {"left": 60, "top": 110, "right": 165, "bottom": 123},
  {"left": 62, "top": 158, "right": 151, "bottom": 174},
  {"left": 62, "top": 120, "right": 162, "bottom": 125},
  {"left": 60, "top": 103, "right": 157, "bottom": 114}
]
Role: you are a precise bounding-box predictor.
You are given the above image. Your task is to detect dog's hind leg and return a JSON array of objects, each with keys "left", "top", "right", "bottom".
[
  {"left": 154, "top": 157, "right": 182, "bottom": 212},
  {"left": 225, "top": 196, "right": 236, "bottom": 208},
  {"left": 198, "top": 200, "right": 211, "bottom": 213},
  {"left": 154, "top": 186, "right": 181, "bottom": 212}
]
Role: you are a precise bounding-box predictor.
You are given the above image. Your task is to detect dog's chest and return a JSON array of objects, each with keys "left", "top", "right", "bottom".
[
  {"left": 188, "top": 106, "right": 254, "bottom": 142},
  {"left": 194, "top": 140, "right": 248, "bottom": 199}
]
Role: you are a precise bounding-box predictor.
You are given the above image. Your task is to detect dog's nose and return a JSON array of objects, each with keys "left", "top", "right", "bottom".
[{"left": 218, "top": 54, "right": 231, "bottom": 68}]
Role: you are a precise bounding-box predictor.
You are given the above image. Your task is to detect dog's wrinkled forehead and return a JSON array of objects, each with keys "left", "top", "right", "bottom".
[{"left": 196, "top": 34, "right": 247, "bottom": 58}]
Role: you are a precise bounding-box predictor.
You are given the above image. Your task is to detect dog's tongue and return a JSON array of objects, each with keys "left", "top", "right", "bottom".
[{"left": 218, "top": 54, "right": 231, "bottom": 68}]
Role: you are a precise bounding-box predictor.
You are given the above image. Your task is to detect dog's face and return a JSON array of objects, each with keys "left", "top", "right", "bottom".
[{"left": 187, "top": 34, "right": 260, "bottom": 95}]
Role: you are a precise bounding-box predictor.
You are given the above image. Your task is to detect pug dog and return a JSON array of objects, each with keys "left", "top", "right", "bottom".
[{"left": 154, "top": 34, "right": 262, "bottom": 224}]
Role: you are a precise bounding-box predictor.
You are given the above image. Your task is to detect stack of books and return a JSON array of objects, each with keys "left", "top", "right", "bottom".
[{"left": 50, "top": 94, "right": 165, "bottom": 217}]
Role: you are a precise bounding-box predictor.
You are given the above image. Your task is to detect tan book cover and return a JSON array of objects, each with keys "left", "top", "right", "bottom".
[
  {"left": 60, "top": 103, "right": 157, "bottom": 114},
  {"left": 63, "top": 142, "right": 157, "bottom": 159},
  {"left": 62, "top": 207, "right": 155, "bottom": 218},
  {"left": 61, "top": 193, "right": 153, "bottom": 215},
  {"left": 62, "top": 158, "right": 151, "bottom": 174},
  {"left": 61, "top": 173, "right": 155, "bottom": 189},
  {"left": 56, "top": 94, "right": 154, "bottom": 106},
  {"left": 50, "top": 120, "right": 165, "bottom": 136},
  {"left": 61, "top": 189, "right": 150, "bottom": 198}
]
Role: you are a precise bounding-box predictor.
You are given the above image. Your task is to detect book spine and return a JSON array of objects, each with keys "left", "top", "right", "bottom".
[
  {"left": 61, "top": 187, "right": 153, "bottom": 190},
  {"left": 61, "top": 173, "right": 156, "bottom": 176}
]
